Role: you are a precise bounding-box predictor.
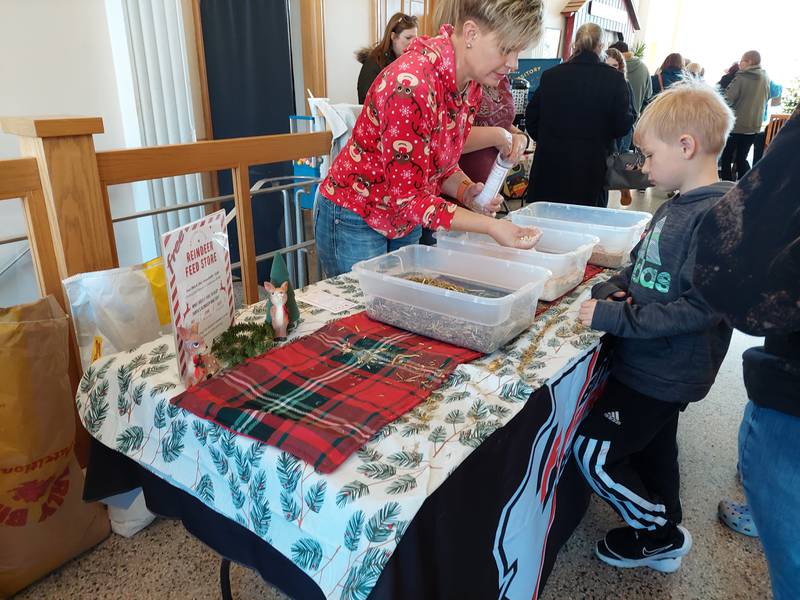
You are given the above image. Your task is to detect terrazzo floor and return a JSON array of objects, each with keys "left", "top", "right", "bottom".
[{"left": 13, "top": 191, "right": 774, "bottom": 599}]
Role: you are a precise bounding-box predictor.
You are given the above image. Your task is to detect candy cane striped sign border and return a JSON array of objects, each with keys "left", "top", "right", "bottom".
[{"left": 161, "top": 209, "right": 235, "bottom": 383}]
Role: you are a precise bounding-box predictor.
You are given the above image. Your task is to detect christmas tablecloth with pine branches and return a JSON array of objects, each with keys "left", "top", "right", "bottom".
[{"left": 76, "top": 270, "right": 609, "bottom": 600}]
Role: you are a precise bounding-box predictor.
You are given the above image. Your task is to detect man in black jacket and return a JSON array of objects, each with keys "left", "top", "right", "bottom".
[
  {"left": 525, "top": 23, "right": 633, "bottom": 207},
  {"left": 693, "top": 107, "right": 800, "bottom": 600}
]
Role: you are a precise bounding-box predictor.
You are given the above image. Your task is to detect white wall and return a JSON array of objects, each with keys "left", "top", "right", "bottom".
[
  {"left": 521, "top": 0, "right": 567, "bottom": 59},
  {"left": 0, "top": 0, "right": 143, "bottom": 306},
  {"left": 321, "top": 1, "right": 567, "bottom": 98},
  {"left": 324, "top": 0, "right": 373, "bottom": 104}
]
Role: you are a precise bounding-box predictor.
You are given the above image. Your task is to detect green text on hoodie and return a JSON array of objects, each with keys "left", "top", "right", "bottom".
[{"left": 591, "top": 182, "right": 735, "bottom": 403}]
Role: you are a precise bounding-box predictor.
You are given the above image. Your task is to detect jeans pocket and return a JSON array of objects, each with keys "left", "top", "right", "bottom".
[{"left": 333, "top": 203, "right": 370, "bottom": 230}]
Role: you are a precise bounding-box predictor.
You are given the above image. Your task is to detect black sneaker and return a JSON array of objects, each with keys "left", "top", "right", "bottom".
[{"left": 595, "top": 525, "right": 693, "bottom": 573}]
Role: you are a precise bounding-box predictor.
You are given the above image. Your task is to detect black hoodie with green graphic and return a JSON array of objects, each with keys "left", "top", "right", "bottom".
[
  {"left": 694, "top": 108, "right": 800, "bottom": 418},
  {"left": 590, "top": 182, "right": 735, "bottom": 403}
]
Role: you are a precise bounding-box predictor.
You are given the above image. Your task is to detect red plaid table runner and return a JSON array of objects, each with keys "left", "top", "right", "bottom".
[{"left": 171, "top": 312, "right": 481, "bottom": 473}]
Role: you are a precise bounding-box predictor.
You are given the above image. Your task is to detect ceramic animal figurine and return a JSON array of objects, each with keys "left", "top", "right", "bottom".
[
  {"left": 176, "top": 323, "right": 221, "bottom": 387},
  {"left": 264, "top": 281, "right": 290, "bottom": 340}
]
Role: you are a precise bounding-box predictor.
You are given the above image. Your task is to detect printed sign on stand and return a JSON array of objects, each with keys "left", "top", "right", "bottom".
[
  {"left": 510, "top": 58, "right": 562, "bottom": 104},
  {"left": 161, "top": 210, "right": 235, "bottom": 383}
]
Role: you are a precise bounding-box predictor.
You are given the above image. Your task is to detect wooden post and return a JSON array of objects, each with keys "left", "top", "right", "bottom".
[
  {"left": 300, "top": 0, "right": 327, "bottom": 105},
  {"left": 232, "top": 164, "right": 259, "bottom": 305},
  {"left": 190, "top": 0, "right": 222, "bottom": 213},
  {"left": 0, "top": 116, "right": 119, "bottom": 466},
  {"left": 0, "top": 117, "right": 119, "bottom": 274}
]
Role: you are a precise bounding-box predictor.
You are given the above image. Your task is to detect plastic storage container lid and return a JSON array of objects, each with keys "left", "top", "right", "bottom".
[
  {"left": 435, "top": 229, "right": 598, "bottom": 273},
  {"left": 435, "top": 228, "right": 599, "bottom": 301},
  {"left": 515, "top": 202, "right": 650, "bottom": 230}
]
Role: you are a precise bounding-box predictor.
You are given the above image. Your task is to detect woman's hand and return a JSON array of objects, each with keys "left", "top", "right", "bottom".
[
  {"left": 462, "top": 182, "right": 503, "bottom": 215},
  {"left": 487, "top": 219, "right": 542, "bottom": 249},
  {"left": 494, "top": 127, "right": 513, "bottom": 156},
  {"left": 505, "top": 133, "right": 528, "bottom": 164}
]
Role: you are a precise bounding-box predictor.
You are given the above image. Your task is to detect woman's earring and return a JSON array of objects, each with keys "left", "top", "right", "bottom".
[{"left": 467, "top": 43, "right": 473, "bottom": 49}]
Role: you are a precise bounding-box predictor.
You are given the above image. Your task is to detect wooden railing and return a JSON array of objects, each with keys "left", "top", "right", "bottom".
[
  {"left": 0, "top": 154, "right": 88, "bottom": 462},
  {"left": 95, "top": 131, "right": 330, "bottom": 303},
  {"left": 0, "top": 116, "right": 332, "bottom": 462},
  {"left": 1, "top": 116, "right": 331, "bottom": 305},
  {"left": 0, "top": 157, "right": 61, "bottom": 304}
]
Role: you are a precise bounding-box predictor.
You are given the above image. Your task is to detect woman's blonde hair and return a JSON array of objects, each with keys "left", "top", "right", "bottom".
[
  {"left": 572, "top": 23, "right": 603, "bottom": 56},
  {"left": 433, "top": 0, "right": 543, "bottom": 53},
  {"left": 633, "top": 79, "right": 734, "bottom": 156}
]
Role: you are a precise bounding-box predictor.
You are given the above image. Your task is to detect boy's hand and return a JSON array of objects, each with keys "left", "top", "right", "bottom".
[
  {"left": 579, "top": 299, "right": 598, "bottom": 327},
  {"left": 607, "top": 290, "right": 633, "bottom": 304}
]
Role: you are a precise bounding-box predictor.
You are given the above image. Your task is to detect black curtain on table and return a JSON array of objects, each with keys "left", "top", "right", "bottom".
[{"left": 199, "top": 0, "right": 296, "bottom": 282}]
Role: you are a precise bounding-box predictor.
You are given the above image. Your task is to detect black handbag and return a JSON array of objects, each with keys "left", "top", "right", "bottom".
[{"left": 605, "top": 151, "right": 652, "bottom": 190}]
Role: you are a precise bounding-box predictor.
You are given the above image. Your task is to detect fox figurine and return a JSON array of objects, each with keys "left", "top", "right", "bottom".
[
  {"left": 264, "top": 280, "right": 290, "bottom": 340},
  {"left": 176, "top": 323, "right": 221, "bottom": 387}
]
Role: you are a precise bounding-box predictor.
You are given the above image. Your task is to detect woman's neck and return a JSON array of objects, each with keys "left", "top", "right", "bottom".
[{"left": 452, "top": 35, "right": 472, "bottom": 92}]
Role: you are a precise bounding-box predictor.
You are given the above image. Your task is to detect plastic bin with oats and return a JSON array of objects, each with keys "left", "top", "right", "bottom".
[
  {"left": 435, "top": 228, "right": 599, "bottom": 302},
  {"left": 352, "top": 245, "right": 551, "bottom": 353},
  {"left": 511, "top": 202, "right": 651, "bottom": 268}
]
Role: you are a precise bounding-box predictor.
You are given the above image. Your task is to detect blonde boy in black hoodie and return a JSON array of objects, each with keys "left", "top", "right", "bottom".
[{"left": 574, "top": 80, "right": 735, "bottom": 572}]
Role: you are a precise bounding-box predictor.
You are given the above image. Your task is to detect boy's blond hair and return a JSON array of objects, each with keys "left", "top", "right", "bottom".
[{"left": 633, "top": 79, "right": 734, "bottom": 156}]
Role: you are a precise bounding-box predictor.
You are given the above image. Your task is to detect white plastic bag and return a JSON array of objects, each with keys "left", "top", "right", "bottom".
[
  {"left": 104, "top": 488, "right": 156, "bottom": 538},
  {"left": 63, "top": 258, "right": 171, "bottom": 369}
]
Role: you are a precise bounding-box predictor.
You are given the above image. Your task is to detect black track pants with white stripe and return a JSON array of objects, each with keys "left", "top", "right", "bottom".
[{"left": 573, "top": 376, "right": 685, "bottom": 530}]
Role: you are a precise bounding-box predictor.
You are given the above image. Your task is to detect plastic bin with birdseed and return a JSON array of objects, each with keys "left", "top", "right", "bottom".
[
  {"left": 511, "top": 202, "right": 651, "bottom": 268},
  {"left": 352, "top": 245, "right": 550, "bottom": 354}
]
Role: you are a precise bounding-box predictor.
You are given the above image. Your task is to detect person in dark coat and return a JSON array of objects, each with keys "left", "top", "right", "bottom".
[
  {"left": 693, "top": 105, "right": 800, "bottom": 600},
  {"left": 525, "top": 23, "right": 634, "bottom": 207},
  {"left": 355, "top": 13, "right": 418, "bottom": 104},
  {"left": 651, "top": 53, "right": 686, "bottom": 94},
  {"left": 717, "top": 61, "right": 740, "bottom": 91}
]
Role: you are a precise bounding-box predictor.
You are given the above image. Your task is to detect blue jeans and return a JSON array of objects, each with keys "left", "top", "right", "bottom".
[
  {"left": 738, "top": 400, "right": 800, "bottom": 599},
  {"left": 314, "top": 194, "right": 421, "bottom": 278}
]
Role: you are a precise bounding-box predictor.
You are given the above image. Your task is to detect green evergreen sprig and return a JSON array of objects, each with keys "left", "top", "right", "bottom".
[{"left": 211, "top": 322, "right": 277, "bottom": 368}]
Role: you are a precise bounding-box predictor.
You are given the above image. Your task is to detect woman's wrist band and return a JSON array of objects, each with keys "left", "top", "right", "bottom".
[{"left": 456, "top": 178, "right": 472, "bottom": 204}]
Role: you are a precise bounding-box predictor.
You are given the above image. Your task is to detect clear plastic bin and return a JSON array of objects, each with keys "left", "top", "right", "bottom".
[
  {"left": 352, "top": 245, "right": 551, "bottom": 353},
  {"left": 512, "top": 202, "right": 651, "bottom": 268},
  {"left": 435, "top": 228, "right": 598, "bottom": 302}
]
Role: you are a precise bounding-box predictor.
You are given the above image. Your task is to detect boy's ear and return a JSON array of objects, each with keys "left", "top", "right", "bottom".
[{"left": 679, "top": 133, "right": 697, "bottom": 159}]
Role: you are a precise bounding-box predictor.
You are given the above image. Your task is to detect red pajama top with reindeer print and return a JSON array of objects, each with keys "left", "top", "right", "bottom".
[{"left": 321, "top": 26, "right": 482, "bottom": 239}]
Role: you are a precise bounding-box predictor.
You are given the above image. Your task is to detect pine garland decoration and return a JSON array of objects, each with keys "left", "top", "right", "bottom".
[{"left": 211, "top": 322, "right": 277, "bottom": 368}]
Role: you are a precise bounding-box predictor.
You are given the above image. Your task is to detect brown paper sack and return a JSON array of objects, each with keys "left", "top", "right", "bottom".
[{"left": 0, "top": 296, "right": 110, "bottom": 598}]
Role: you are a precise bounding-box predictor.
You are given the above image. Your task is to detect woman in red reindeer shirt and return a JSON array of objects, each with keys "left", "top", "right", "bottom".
[{"left": 316, "top": 0, "right": 544, "bottom": 276}]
